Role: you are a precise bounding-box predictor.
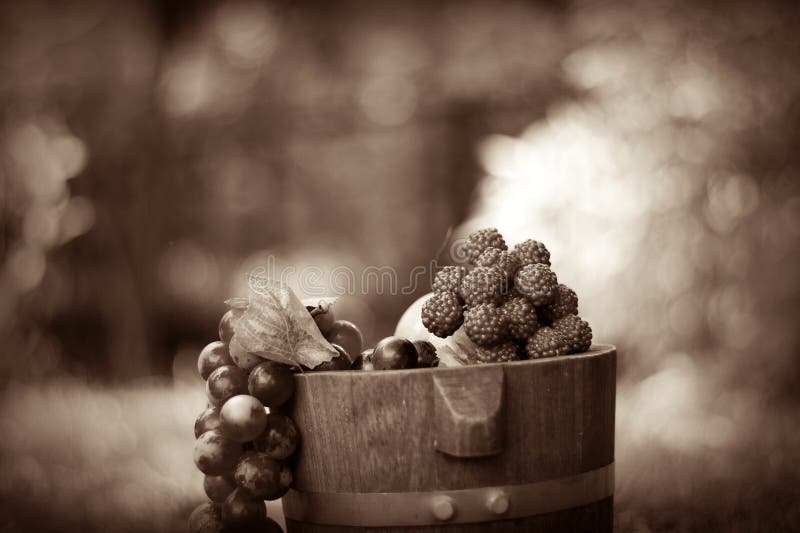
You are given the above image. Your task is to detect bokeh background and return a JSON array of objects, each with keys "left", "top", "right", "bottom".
[{"left": 1, "top": 0, "right": 799, "bottom": 531}]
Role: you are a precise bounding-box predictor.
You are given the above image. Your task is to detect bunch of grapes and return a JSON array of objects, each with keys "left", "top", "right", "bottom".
[
  {"left": 189, "top": 310, "right": 298, "bottom": 533},
  {"left": 189, "top": 300, "right": 442, "bottom": 531},
  {"left": 422, "top": 228, "right": 593, "bottom": 362}
]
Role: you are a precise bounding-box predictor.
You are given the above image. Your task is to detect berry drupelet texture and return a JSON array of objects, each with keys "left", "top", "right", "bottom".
[
  {"left": 463, "top": 228, "right": 507, "bottom": 264},
  {"left": 421, "top": 291, "right": 464, "bottom": 338},
  {"left": 525, "top": 327, "right": 571, "bottom": 359},
  {"left": 514, "top": 264, "right": 558, "bottom": 306},
  {"left": 552, "top": 315, "right": 592, "bottom": 353},
  {"left": 460, "top": 266, "right": 508, "bottom": 306},
  {"left": 502, "top": 296, "right": 540, "bottom": 340},
  {"left": 538, "top": 284, "right": 579, "bottom": 324},
  {"left": 432, "top": 265, "right": 467, "bottom": 294},
  {"left": 475, "top": 247, "right": 521, "bottom": 280},
  {"left": 472, "top": 341, "right": 518, "bottom": 363},
  {"left": 512, "top": 239, "right": 551, "bottom": 267},
  {"left": 463, "top": 304, "right": 507, "bottom": 347}
]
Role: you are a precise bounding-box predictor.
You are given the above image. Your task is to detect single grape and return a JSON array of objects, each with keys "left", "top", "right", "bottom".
[
  {"left": 197, "top": 342, "right": 235, "bottom": 380},
  {"left": 412, "top": 340, "right": 438, "bottom": 368},
  {"left": 204, "top": 474, "right": 237, "bottom": 503},
  {"left": 222, "top": 487, "right": 266, "bottom": 529},
  {"left": 306, "top": 303, "right": 336, "bottom": 335},
  {"left": 230, "top": 347, "right": 263, "bottom": 373},
  {"left": 193, "top": 429, "right": 242, "bottom": 475},
  {"left": 188, "top": 502, "right": 224, "bottom": 533},
  {"left": 195, "top": 406, "right": 222, "bottom": 438},
  {"left": 220, "top": 395, "right": 268, "bottom": 443},
  {"left": 279, "top": 460, "right": 293, "bottom": 491},
  {"left": 373, "top": 336, "right": 417, "bottom": 370},
  {"left": 248, "top": 361, "right": 295, "bottom": 407},
  {"left": 219, "top": 310, "right": 236, "bottom": 344},
  {"left": 255, "top": 413, "right": 299, "bottom": 460},
  {"left": 234, "top": 452, "right": 283, "bottom": 500},
  {"left": 314, "top": 344, "right": 352, "bottom": 371},
  {"left": 206, "top": 365, "right": 248, "bottom": 407},
  {"left": 325, "top": 320, "right": 363, "bottom": 360}
]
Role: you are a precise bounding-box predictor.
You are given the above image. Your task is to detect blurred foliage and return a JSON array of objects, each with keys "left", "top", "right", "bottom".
[
  {"left": 465, "top": 0, "right": 800, "bottom": 530},
  {"left": 1, "top": 0, "right": 566, "bottom": 382},
  {"left": 1, "top": 0, "right": 799, "bottom": 531}
]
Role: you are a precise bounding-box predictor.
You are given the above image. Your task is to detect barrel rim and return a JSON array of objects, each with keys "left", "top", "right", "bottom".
[{"left": 297, "top": 343, "right": 616, "bottom": 379}]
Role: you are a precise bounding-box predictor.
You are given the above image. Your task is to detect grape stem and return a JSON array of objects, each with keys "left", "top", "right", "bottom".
[{"left": 309, "top": 302, "right": 330, "bottom": 317}]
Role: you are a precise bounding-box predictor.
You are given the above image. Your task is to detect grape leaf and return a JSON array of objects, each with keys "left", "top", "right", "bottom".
[{"left": 229, "top": 276, "right": 338, "bottom": 369}]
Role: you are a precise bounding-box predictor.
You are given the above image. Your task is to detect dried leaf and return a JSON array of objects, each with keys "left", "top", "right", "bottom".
[
  {"left": 436, "top": 344, "right": 468, "bottom": 367},
  {"left": 230, "top": 276, "right": 338, "bottom": 369},
  {"left": 442, "top": 327, "right": 477, "bottom": 366}
]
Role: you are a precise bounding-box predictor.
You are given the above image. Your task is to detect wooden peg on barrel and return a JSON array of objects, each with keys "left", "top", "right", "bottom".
[{"left": 432, "top": 366, "right": 505, "bottom": 458}]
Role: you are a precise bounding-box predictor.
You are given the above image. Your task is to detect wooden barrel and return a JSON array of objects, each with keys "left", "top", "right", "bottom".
[{"left": 282, "top": 344, "right": 616, "bottom": 532}]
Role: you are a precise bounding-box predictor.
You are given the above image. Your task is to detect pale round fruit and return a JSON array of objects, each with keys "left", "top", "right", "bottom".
[
  {"left": 194, "top": 429, "right": 242, "bottom": 475},
  {"left": 255, "top": 413, "right": 299, "bottom": 460},
  {"left": 222, "top": 487, "right": 266, "bottom": 529},
  {"left": 220, "top": 395, "right": 268, "bottom": 443},
  {"left": 203, "top": 474, "right": 237, "bottom": 503},
  {"left": 248, "top": 361, "right": 295, "bottom": 407},
  {"left": 394, "top": 292, "right": 435, "bottom": 340},
  {"left": 234, "top": 452, "right": 282, "bottom": 500},
  {"left": 197, "top": 342, "right": 235, "bottom": 380},
  {"left": 206, "top": 365, "right": 248, "bottom": 407},
  {"left": 188, "top": 502, "right": 224, "bottom": 533}
]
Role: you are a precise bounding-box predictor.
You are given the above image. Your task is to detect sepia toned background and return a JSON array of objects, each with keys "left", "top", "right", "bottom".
[{"left": 1, "top": 0, "right": 799, "bottom": 531}]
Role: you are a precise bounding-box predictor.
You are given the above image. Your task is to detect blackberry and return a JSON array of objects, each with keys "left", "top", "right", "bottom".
[
  {"left": 475, "top": 247, "right": 520, "bottom": 280},
  {"left": 525, "top": 327, "right": 570, "bottom": 359},
  {"left": 472, "top": 341, "right": 518, "bottom": 364},
  {"left": 463, "top": 304, "right": 507, "bottom": 347},
  {"left": 502, "top": 297, "right": 540, "bottom": 340},
  {"left": 460, "top": 266, "right": 507, "bottom": 306},
  {"left": 552, "top": 315, "right": 592, "bottom": 353},
  {"left": 514, "top": 264, "right": 558, "bottom": 306},
  {"left": 512, "top": 239, "right": 551, "bottom": 267},
  {"left": 432, "top": 266, "right": 466, "bottom": 294},
  {"left": 538, "top": 284, "right": 579, "bottom": 324},
  {"left": 421, "top": 292, "right": 464, "bottom": 338},
  {"left": 463, "top": 228, "right": 507, "bottom": 264}
]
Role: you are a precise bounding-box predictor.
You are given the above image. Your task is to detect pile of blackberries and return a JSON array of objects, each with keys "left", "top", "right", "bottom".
[{"left": 421, "top": 228, "right": 592, "bottom": 363}]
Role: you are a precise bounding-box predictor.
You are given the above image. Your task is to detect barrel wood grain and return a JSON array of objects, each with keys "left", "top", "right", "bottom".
[
  {"left": 289, "top": 345, "right": 615, "bottom": 493},
  {"left": 283, "top": 345, "right": 616, "bottom": 532}
]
